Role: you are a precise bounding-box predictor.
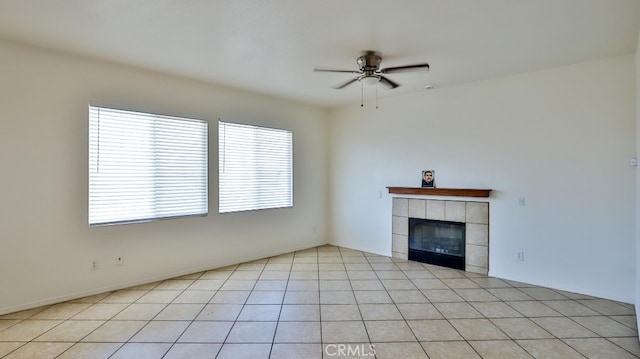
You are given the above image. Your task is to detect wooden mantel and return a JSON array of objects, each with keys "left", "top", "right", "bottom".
[{"left": 387, "top": 187, "right": 492, "bottom": 198}]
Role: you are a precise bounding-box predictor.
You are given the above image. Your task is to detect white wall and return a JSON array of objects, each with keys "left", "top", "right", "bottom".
[
  {"left": 1, "top": 37, "right": 636, "bottom": 314},
  {"left": 328, "top": 55, "right": 636, "bottom": 303},
  {"left": 0, "top": 40, "right": 329, "bottom": 314}
]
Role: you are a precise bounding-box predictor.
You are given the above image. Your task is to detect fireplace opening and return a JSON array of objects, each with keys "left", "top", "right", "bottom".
[{"left": 408, "top": 218, "right": 465, "bottom": 270}]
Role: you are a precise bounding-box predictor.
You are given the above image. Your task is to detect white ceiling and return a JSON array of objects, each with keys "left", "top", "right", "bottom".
[{"left": 0, "top": 0, "right": 638, "bottom": 107}]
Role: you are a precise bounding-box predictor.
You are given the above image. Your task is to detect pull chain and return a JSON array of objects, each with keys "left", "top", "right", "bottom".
[{"left": 358, "top": 81, "right": 381, "bottom": 109}]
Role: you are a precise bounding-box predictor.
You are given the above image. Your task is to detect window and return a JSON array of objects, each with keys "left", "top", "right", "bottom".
[
  {"left": 89, "top": 106, "right": 208, "bottom": 226},
  {"left": 218, "top": 121, "right": 293, "bottom": 213}
]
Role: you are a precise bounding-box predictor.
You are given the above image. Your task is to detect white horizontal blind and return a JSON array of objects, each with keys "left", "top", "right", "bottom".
[
  {"left": 219, "top": 121, "right": 292, "bottom": 213},
  {"left": 89, "top": 106, "right": 208, "bottom": 226}
]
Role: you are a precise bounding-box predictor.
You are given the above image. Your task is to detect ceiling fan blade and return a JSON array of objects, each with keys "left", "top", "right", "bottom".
[
  {"left": 332, "top": 77, "right": 360, "bottom": 89},
  {"left": 380, "top": 63, "right": 430, "bottom": 74},
  {"left": 314, "top": 66, "right": 360, "bottom": 74},
  {"left": 379, "top": 76, "right": 400, "bottom": 89}
]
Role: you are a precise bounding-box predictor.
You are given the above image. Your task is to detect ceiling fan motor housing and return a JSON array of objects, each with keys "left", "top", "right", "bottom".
[{"left": 357, "top": 52, "right": 382, "bottom": 72}]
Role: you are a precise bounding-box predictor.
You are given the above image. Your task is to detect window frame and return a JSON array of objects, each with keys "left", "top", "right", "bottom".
[
  {"left": 88, "top": 105, "right": 209, "bottom": 226},
  {"left": 218, "top": 120, "right": 293, "bottom": 214}
]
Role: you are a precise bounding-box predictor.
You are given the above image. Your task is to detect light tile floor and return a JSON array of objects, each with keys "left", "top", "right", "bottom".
[{"left": 0, "top": 245, "right": 638, "bottom": 358}]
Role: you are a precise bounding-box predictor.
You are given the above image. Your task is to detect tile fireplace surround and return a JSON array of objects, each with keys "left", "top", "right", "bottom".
[{"left": 392, "top": 198, "right": 489, "bottom": 275}]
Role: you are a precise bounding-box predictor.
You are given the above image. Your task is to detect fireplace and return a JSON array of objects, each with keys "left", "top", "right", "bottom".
[
  {"left": 409, "top": 218, "right": 465, "bottom": 270},
  {"left": 392, "top": 198, "right": 489, "bottom": 275}
]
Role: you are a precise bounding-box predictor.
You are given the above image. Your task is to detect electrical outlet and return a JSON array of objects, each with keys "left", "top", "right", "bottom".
[
  {"left": 116, "top": 256, "right": 124, "bottom": 266},
  {"left": 516, "top": 251, "right": 525, "bottom": 261},
  {"left": 518, "top": 197, "right": 526, "bottom": 207},
  {"left": 91, "top": 259, "right": 99, "bottom": 270}
]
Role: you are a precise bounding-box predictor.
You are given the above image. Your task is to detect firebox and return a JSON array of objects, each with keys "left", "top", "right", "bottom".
[{"left": 408, "top": 218, "right": 465, "bottom": 270}]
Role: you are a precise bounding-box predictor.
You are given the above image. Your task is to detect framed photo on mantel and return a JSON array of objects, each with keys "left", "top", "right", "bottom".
[{"left": 421, "top": 170, "right": 435, "bottom": 188}]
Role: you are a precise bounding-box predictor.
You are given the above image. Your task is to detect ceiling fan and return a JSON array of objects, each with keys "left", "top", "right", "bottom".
[{"left": 313, "top": 51, "right": 430, "bottom": 90}]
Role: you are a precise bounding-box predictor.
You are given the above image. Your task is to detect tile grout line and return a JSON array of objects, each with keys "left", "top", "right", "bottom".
[
  {"left": 134, "top": 267, "right": 225, "bottom": 358},
  {"left": 341, "top": 247, "right": 375, "bottom": 357},
  {"left": 375, "top": 255, "right": 438, "bottom": 358}
]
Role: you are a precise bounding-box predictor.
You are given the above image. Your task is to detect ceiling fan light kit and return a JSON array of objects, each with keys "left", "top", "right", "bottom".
[
  {"left": 314, "top": 51, "right": 430, "bottom": 108},
  {"left": 360, "top": 75, "right": 380, "bottom": 86}
]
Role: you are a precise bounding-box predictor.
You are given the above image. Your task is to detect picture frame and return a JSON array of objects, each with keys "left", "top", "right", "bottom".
[{"left": 421, "top": 170, "right": 435, "bottom": 188}]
